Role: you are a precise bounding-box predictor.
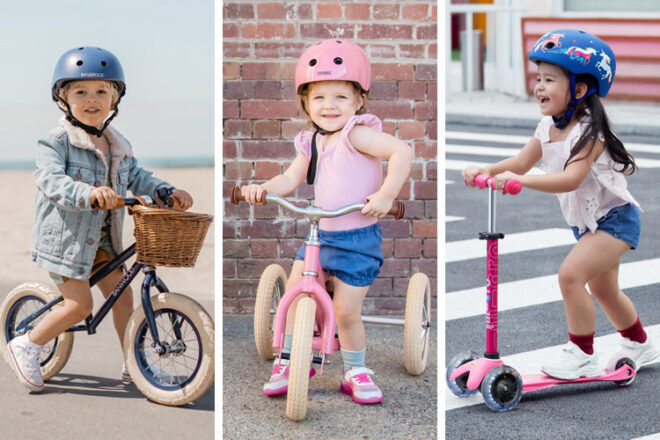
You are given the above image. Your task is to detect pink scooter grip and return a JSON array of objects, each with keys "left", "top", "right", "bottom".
[{"left": 471, "top": 174, "right": 522, "bottom": 195}]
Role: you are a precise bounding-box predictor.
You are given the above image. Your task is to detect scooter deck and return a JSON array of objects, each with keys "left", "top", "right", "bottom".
[{"left": 522, "top": 364, "right": 635, "bottom": 393}]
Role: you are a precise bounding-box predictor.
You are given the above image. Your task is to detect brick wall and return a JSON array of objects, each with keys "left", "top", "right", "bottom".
[{"left": 223, "top": 0, "right": 437, "bottom": 315}]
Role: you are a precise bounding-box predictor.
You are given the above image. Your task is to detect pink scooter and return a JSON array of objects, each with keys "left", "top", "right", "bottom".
[{"left": 446, "top": 175, "right": 636, "bottom": 412}]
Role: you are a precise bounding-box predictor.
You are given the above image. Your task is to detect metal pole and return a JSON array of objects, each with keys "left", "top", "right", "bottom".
[{"left": 466, "top": 12, "right": 474, "bottom": 91}]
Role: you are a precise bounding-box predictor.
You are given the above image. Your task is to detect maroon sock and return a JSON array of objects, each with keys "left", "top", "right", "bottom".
[
  {"left": 569, "top": 332, "right": 595, "bottom": 355},
  {"left": 618, "top": 316, "right": 647, "bottom": 344}
]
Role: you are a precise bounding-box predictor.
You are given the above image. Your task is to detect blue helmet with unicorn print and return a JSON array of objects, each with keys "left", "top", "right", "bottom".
[{"left": 529, "top": 29, "right": 616, "bottom": 128}]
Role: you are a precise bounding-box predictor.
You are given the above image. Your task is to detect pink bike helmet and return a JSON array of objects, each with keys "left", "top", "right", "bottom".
[{"left": 295, "top": 39, "right": 371, "bottom": 93}]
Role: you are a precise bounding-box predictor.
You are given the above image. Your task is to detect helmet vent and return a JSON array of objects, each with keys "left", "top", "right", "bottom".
[
  {"left": 101, "top": 61, "right": 107, "bottom": 67},
  {"left": 78, "top": 47, "right": 84, "bottom": 51},
  {"left": 76, "top": 60, "right": 83, "bottom": 66},
  {"left": 544, "top": 42, "right": 555, "bottom": 50},
  {"left": 334, "top": 57, "right": 343, "bottom": 65},
  {"left": 309, "top": 59, "right": 317, "bottom": 66},
  {"left": 336, "top": 40, "right": 342, "bottom": 43}
]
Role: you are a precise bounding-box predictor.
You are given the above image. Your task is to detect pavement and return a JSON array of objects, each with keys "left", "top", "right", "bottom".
[
  {"left": 446, "top": 89, "right": 660, "bottom": 136},
  {"left": 222, "top": 314, "right": 437, "bottom": 440}
]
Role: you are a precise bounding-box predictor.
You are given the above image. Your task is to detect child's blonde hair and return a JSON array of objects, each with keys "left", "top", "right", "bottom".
[
  {"left": 297, "top": 81, "right": 368, "bottom": 121},
  {"left": 58, "top": 80, "right": 120, "bottom": 108}
]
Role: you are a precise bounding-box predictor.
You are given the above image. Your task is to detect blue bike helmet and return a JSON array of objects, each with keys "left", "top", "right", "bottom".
[
  {"left": 528, "top": 29, "right": 616, "bottom": 128},
  {"left": 52, "top": 46, "right": 126, "bottom": 136}
]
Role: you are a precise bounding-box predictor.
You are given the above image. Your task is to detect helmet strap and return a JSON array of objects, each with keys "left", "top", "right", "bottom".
[
  {"left": 311, "top": 121, "right": 341, "bottom": 135},
  {"left": 306, "top": 123, "right": 343, "bottom": 184},
  {"left": 553, "top": 73, "right": 597, "bottom": 129}
]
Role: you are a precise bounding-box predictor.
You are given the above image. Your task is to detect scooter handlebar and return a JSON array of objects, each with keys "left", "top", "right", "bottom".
[{"left": 472, "top": 174, "right": 522, "bottom": 195}]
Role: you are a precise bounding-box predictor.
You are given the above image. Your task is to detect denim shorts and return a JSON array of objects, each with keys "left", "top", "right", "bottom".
[
  {"left": 295, "top": 224, "right": 384, "bottom": 287},
  {"left": 571, "top": 203, "right": 641, "bottom": 249}
]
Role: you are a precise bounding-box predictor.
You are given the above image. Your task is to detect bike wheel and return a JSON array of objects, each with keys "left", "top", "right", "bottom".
[
  {"left": 254, "top": 264, "right": 286, "bottom": 360},
  {"left": 0, "top": 282, "right": 74, "bottom": 381},
  {"left": 124, "top": 292, "right": 215, "bottom": 406},
  {"left": 285, "top": 296, "right": 316, "bottom": 421},
  {"left": 404, "top": 273, "right": 431, "bottom": 375}
]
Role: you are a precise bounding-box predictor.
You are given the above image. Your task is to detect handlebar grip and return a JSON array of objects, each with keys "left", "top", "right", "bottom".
[
  {"left": 91, "top": 195, "right": 125, "bottom": 210},
  {"left": 388, "top": 201, "right": 405, "bottom": 220},
  {"left": 471, "top": 174, "right": 522, "bottom": 195},
  {"left": 231, "top": 186, "right": 267, "bottom": 205}
]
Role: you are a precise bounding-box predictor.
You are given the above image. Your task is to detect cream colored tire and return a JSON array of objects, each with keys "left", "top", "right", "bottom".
[
  {"left": 254, "top": 264, "right": 287, "bottom": 360},
  {"left": 123, "top": 292, "right": 215, "bottom": 406},
  {"left": 404, "top": 273, "right": 431, "bottom": 375},
  {"left": 0, "top": 282, "right": 74, "bottom": 381},
  {"left": 285, "top": 296, "right": 316, "bottom": 421}
]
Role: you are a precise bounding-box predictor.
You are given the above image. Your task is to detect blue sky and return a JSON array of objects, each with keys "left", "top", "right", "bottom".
[{"left": 0, "top": 0, "right": 213, "bottom": 163}]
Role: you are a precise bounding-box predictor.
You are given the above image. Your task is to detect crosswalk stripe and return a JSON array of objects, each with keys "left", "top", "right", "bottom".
[
  {"left": 631, "top": 433, "right": 660, "bottom": 440},
  {"left": 446, "top": 229, "right": 575, "bottom": 263},
  {"left": 447, "top": 144, "right": 660, "bottom": 168},
  {"left": 447, "top": 131, "right": 660, "bottom": 154},
  {"left": 446, "top": 325, "right": 660, "bottom": 411},
  {"left": 445, "top": 159, "right": 545, "bottom": 174},
  {"left": 446, "top": 258, "right": 660, "bottom": 321}
]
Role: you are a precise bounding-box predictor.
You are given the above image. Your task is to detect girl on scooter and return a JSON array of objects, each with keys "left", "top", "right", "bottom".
[{"left": 463, "top": 29, "right": 659, "bottom": 380}]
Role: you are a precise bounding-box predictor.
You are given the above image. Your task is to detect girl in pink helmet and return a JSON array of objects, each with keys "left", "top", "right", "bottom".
[{"left": 239, "top": 39, "right": 413, "bottom": 404}]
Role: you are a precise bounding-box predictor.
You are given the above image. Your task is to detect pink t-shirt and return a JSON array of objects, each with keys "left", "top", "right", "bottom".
[{"left": 294, "top": 114, "right": 383, "bottom": 231}]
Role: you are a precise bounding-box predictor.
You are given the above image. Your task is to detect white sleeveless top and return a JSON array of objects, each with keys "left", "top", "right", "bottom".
[{"left": 534, "top": 116, "right": 639, "bottom": 234}]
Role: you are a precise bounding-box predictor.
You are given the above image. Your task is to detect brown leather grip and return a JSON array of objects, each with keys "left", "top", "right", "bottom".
[
  {"left": 388, "top": 201, "right": 405, "bottom": 220},
  {"left": 230, "top": 186, "right": 267, "bottom": 205},
  {"left": 92, "top": 195, "right": 125, "bottom": 210}
]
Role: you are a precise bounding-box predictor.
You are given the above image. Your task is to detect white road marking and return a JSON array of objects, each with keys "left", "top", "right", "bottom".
[
  {"left": 446, "top": 144, "right": 660, "bottom": 168},
  {"left": 446, "top": 325, "right": 660, "bottom": 411},
  {"left": 447, "top": 131, "right": 660, "bottom": 154},
  {"left": 445, "top": 216, "right": 465, "bottom": 223},
  {"left": 446, "top": 258, "right": 660, "bottom": 321},
  {"left": 446, "top": 229, "right": 575, "bottom": 263},
  {"left": 445, "top": 159, "right": 545, "bottom": 174}
]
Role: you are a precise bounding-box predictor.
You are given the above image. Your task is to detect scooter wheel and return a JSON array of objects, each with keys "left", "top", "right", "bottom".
[
  {"left": 480, "top": 365, "right": 523, "bottom": 412},
  {"left": 446, "top": 351, "right": 480, "bottom": 397},
  {"left": 613, "top": 357, "right": 636, "bottom": 387}
]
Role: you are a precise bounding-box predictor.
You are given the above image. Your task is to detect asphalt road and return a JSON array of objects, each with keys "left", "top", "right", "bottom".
[
  {"left": 444, "top": 123, "right": 660, "bottom": 440},
  {"left": 223, "top": 314, "right": 437, "bottom": 440}
]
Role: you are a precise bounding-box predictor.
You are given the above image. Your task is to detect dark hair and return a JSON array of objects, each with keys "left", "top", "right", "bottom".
[{"left": 566, "top": 74, "right": 637, "bottom": 175}]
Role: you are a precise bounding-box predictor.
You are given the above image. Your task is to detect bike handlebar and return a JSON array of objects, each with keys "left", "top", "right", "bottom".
[
  {"left": 230, "top": 186, "right": 405, "bottom": 220},
  {"left": 471, "top": 174, "right": 522, "bottom": 195}
]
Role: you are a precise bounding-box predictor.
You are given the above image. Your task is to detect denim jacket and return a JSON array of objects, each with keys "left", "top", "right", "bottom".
[{"left": 31, "top": 117, "right": 172, "bottom": 280}]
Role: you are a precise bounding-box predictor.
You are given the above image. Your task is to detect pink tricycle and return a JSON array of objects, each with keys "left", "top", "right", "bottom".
[
  {"left": 231, "top": 187, "right": 432, "bottom": 421},
  {"left": 446, "top": 175, "right": 636, "bottom": 412}
]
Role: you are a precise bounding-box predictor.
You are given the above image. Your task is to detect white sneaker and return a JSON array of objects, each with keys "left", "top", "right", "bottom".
[
  {"left": 7, "top": 333, "right": 45, "bottom": 392},
  {"left": 606, "top": 337, "right": 660, "bottom": 372},
  {"left": 121, "top": 363, "right": 132, "bottom": 384},
  {"left": 541, "top": 341, "right": 602, "bottom": 380}
]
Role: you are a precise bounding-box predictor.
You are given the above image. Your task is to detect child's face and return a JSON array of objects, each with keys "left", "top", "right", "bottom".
[
  {"left": 304, "top": 81, "right": 364, "bottom": 132},
  {"left": 62, "top": 80, "right": 114, "bottom": 129},
  {"left": 534, "top": 62, "right": 571, "bottom": 117}
]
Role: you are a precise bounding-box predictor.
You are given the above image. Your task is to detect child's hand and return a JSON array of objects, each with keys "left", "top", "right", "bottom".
[
  {"left": 170, "top": 190, "right": 193, "bottom": 210},
  {"left": 493, "top": 171, "right": 521, "bottom": 194},
  {"left": 90, "top": 186, "right": 118, "bottom": 209},
  {"left": 462, "top": 165, "right": 490, "bottom": 187},
  {"left": 240, "top": 184, "right": 267, "bottom": 205},
  {"left": 362, "top": 191, "right": 395, "bottom": 218}
]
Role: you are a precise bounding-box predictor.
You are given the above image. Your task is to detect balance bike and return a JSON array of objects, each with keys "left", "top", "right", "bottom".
[
  {"left": 231, "top": 187, "right": 432, "bottom": 420},
  {"left": 446, "top": 175, "right": 636, "bottom": 412}
]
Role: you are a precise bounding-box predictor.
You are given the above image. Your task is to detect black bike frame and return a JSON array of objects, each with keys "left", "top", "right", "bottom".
[{"left": 15, "top": 242, "right": 170, "bottom": 350}]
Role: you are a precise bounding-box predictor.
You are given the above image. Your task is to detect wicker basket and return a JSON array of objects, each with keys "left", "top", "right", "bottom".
[{"left": 130, "top": 205, "right": 213, "bottom": 267}]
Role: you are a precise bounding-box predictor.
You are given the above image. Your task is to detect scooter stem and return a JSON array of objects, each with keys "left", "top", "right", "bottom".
[{"left": 484, "top": 187, "right": 501, "bottom": 359}]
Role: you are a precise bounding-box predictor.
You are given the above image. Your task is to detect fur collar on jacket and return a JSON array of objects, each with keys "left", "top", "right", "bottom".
[{"left": 58, "top": 116, "right": 133, "bottom": 158}]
